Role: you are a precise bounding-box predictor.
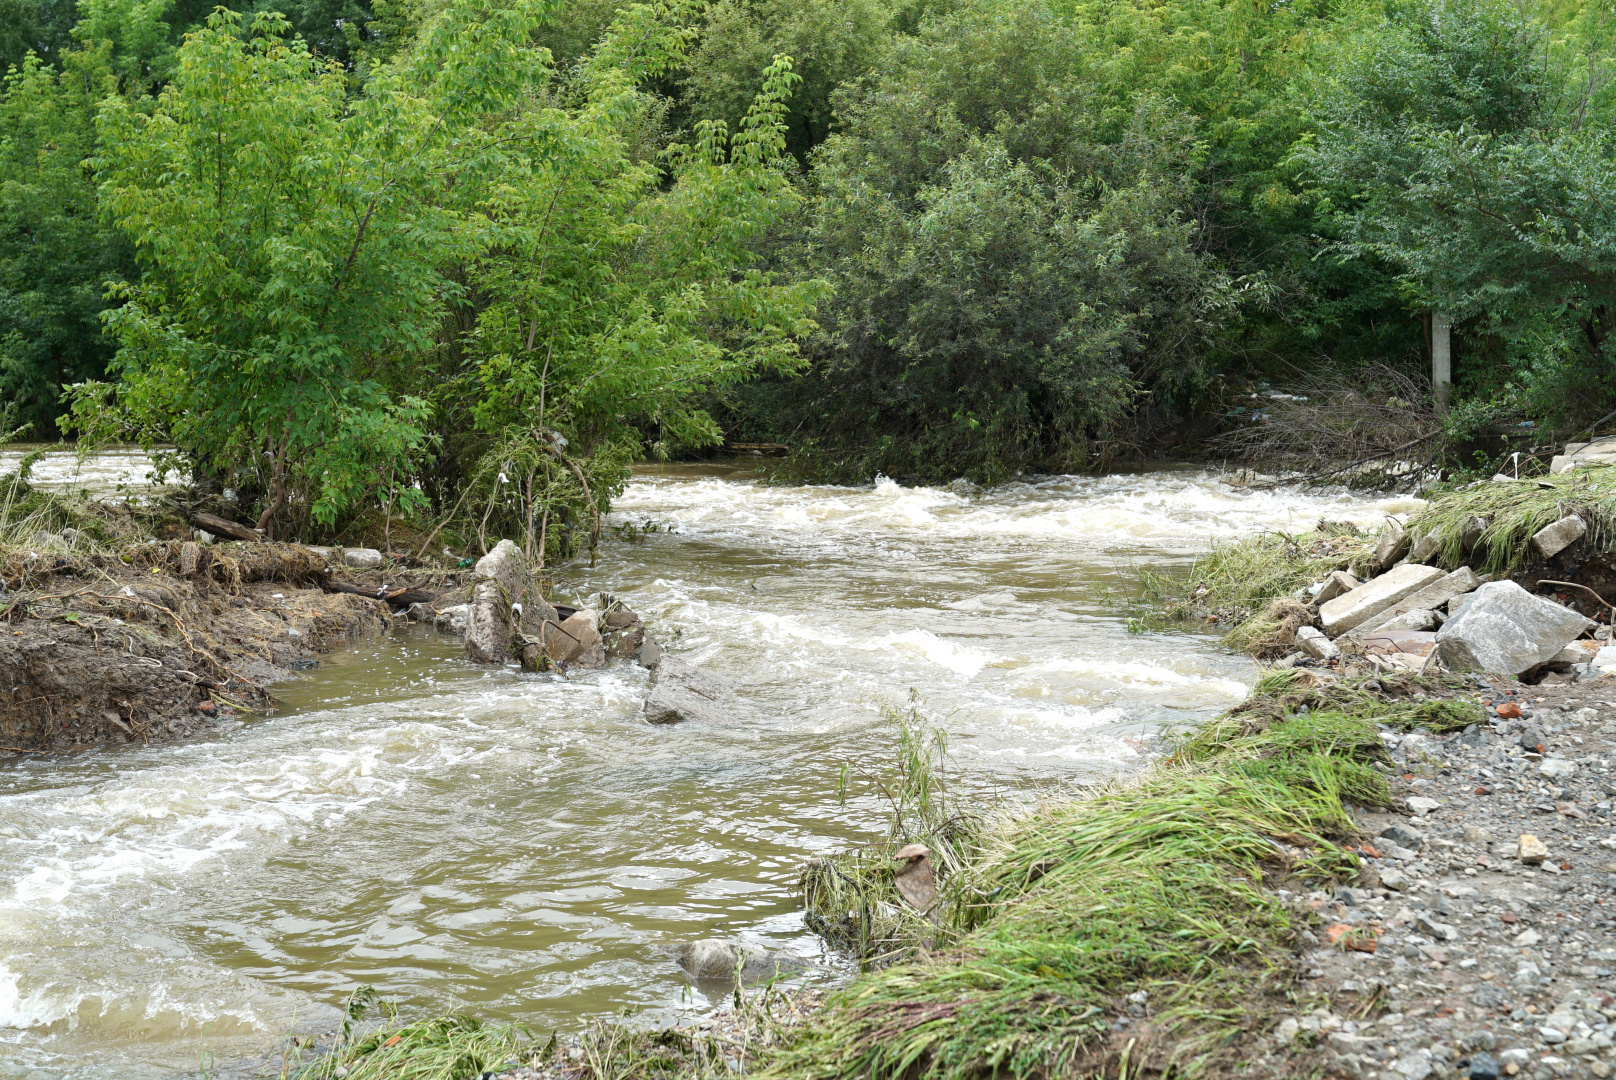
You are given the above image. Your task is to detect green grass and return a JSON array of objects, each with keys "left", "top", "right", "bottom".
[
  {"left": 1406, "top": 462, "right": 1616, "bottom": 576},
  {"left": 290, "top": 987, "right": 531, "bottom": 1080},
  {"left": 1149, "top": 525, "right": 1376, "bottom": 657},
  {"left": 764, "top": 679, "right": 1412, "bottom": 1080}
]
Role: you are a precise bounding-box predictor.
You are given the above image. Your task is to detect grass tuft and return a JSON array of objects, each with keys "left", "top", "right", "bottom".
[
  {"left": 290, "top": 986, "right": 529, "bottom": 1080},
  {"left": 768, "top": 678, "right": 1416, "bottom": 1080},
  {"left": 1406, "top": 463, "right": 1616, "bottom": 576}
]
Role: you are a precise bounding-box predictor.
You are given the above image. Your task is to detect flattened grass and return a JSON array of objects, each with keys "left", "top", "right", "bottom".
[
  {"left": 1406, "top": 463, "right": 1616, "bottom": 576},
  {"left": 768, "top": 681, "right": 1403, "bottom": 1080}
]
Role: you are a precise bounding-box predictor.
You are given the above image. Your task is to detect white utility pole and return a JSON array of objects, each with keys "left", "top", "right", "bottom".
[{"left": 1432, "top": 311, "right": 1451, "bottom": 414}]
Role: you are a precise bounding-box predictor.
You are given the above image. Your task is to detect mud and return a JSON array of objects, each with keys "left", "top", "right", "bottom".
[{"left": 0, "top": 542, "right": 406, "bottom": 756}]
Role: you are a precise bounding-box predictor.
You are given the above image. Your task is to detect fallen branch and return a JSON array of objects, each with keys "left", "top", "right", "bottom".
[
  {"left": 188, "top": 513, "right": 263, "bottom": 543},
  {"left": 1535, "top": 579, "right": 1616, "bottom": 618}
]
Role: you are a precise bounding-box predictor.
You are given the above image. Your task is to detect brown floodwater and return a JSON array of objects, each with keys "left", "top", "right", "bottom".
[{"left": 0, "top": 462, "right": 1422, "bottom": 1078}]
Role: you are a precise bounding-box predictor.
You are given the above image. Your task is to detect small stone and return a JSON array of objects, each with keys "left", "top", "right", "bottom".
[
  {"left": 1469, "top": 1051, "right": 1501, "bottom": 1080},
  {"left": 1539, "top": 758, "right": 1576, "bottom": 780},
  {"left": 1518, "top": 834, "right": 1550, "bottom": 865},
  {"left": 1295, "top": 625, "right": 1342, "bottom": 661},
  {"left": 1275, "top": 1017, "right": 1300, "bottom": 1044},
  {"left": 1513, "top": 929, "right": 1542, "bottom": 946},
  {"left": 1407, "top": 796, "right": 1441, "bottom": 816},
  {"left": 1464, "top": 825, "right": 1496, "bottom": 844},
  {"left": 1539, "top": 1026, "right": 1567, "bottom": 1044},
  {"left": 1381, "top": 869, "right": 1410, "bottom": 891},
  {"left": 1562, "top": 1038, "right": 1598, "bottom": 1057},
  {"left": 1518, "top": 723, "right": 1546, "bottom": 750},
  {"left": 1417, "top": 914, "right": 1459, "bottom": 941},
  {"left": 1500, "top": 1049, "right": 1532, "bottom": 1068},
  {"left": 1381, "top": 823, "right": 1425, "bottom": 850},
  {"left": 1395, "top": 1048, "right": 1435, "bottom": 1080}
]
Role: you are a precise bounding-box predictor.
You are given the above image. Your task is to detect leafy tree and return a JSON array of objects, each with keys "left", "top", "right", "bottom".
[
  {"left": 0, "top": 49, "right": 132, "bottom": 439},
  {"left": 732, "top": 0, "right": 1234, "bottom": 482},
  {"left": 1303, "top": 0, "right": 1616, "bottom": 428},
  {"left": 80, "top": 0, "right": 824, "bottom": 549},
  {"left": 84, "top": 2, "right": 544, "bottom": 534}
]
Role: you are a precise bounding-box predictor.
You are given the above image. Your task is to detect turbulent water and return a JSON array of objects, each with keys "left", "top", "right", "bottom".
[{"left": 0, "top": 463, "right": 1421, "bottom": 1079}]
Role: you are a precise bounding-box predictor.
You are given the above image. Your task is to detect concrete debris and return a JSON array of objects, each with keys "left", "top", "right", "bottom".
[
  {"left": 643, "top": 656, "right": 736, "bottom": 725},
  {"left": 1321, "top": 563, "right": 1447, "bottom": 636},
  {"left": 343, "top": 548, "right": 385, "bottom": 569},
  {"left": 1532, "top": 515, "right": 1588, "bottom": 560},
  {"left": 1374, "top": 521, "right": 1412, "bottom": 569},
  {"left": 1408, "top": 530, "right": 1443, "bottom": 564},
  {"left": 1315, "top": 571, "right": 1362, "bottom": 606},
  {"left": 1434, "top": 581, "right": 1594, "bottom": 675},
  {"left": 1295, "top": 625, "right": 1342, "bottom": 661},
  {"left": 1348, "top": 567, "right": 1482, "bottom": 642}
]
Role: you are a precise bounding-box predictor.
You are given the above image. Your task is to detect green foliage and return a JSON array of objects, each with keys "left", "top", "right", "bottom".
[
  {"left": 735, "top": 0, "right": 1237, "bottom": 482},
  {"left": 1407, "top": 462, "right": 1616, "bottom": 575},
  {"left": 0, "top": 50, "right": 132, "bottom": 439},
  {"left": 291, "top": 985, "right": 528, "bottom": 1080},
  {"left": 1304, "top": 0, "right": 1616, "bottom": 432}
]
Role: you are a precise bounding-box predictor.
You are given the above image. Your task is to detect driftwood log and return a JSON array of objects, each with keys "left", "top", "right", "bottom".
[
  {"left": 323, "top": 580, "right": 438, "bottom": 608},
  {"left": 189, "top": 513, "right": 263, "bottom": 543}
]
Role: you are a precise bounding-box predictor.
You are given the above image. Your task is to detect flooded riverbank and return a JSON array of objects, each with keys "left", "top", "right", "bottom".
[{"left": 0, "top": 463, "right": 1420, "bottom": 1078}]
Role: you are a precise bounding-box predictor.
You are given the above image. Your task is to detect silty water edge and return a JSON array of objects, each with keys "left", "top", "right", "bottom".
[{"left": 0, "top": 463, "right": 1419, "bottom": 1078}]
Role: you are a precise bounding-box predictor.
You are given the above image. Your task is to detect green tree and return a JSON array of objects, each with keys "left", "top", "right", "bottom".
[
  {"left": 734, "top": 0, "right": 1234, "bottom": 482},
  {"left": 1303, "top": 0, "right": 1616, "bottom": 428},
  {"left": 0, "top": 49, "right": 132, "bottom": 439},
  {"left": 86, "top": 2, "right": 543, "bottom": 533}
]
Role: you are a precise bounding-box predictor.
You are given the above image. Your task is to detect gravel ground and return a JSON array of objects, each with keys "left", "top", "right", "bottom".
[{"left": 1269, "top": 678, "right": 1616, "bottom": 1080}]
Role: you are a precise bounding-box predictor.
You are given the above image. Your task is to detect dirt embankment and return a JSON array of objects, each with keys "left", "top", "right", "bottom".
[{"left": 0, "top": 541, "right": 427, "bottom": 757}]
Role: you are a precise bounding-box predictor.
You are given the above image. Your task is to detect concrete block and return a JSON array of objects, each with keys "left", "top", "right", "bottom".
[
  {"left": 1295, "top": 625, "right": 1341, "bottom": 661},
  {"left": 1407, "top": 530, "right": 1442, "bottom": 564},
  {"left": 1314, "top": 571, "right": 1360, "bottom": 606},
  {"left": 1373, "top": 522, "right": 1410, "bottom": 568},
  {"left": 1531, "top": 514, "right": 1586, "bottom": 559},
  {"left": 1346, "top": 567, "right": 1481, "bottom": 642},
  {"left": 1320, "top": 563, "right": 1446, "bottom": 636}
]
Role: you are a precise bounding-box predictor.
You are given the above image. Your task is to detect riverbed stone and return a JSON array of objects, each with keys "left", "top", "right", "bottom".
[
  {"left": 541, "top": 609, "right": 606, "bottom": 672},
  {"left": 1347, "top": 568, "right": 1482, "bottom": 642},
  {"left": 643, "top": 657, "right": 734, "bottom": 724},
  {"left": 1321, "top": 563, "right": 1447, "bottom": 636},
  {"left": 1519, "top": 833, "right": 1550, "bottom": 865},
  {"left": 1433, "top": 580, "right": 1594, "bottom": 674},
  {"left": 1532, "top": 515, "right": 1587, "bottom": 559},
  {"left": 669, "top": 939, "right": 806, "bottom": 982}
]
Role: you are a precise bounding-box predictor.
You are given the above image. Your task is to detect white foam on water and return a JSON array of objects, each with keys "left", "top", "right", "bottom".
[{"left": 863, "top": 630, "right": 996, "bottom": 678}]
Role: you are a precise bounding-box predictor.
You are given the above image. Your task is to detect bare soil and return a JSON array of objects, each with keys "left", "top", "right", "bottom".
[{"left": 0, "top": 541, "right": 418, "bottom": 756}]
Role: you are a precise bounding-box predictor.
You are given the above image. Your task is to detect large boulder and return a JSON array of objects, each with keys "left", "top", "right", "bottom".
[
  {"left": 643, "top": 657, "right": 734, "bottom": 724},
  {"left": 1345, "top": 567, "right": 1481, "bottom": 642},
  {"left": 1320, "top": 563, "right": 1446, "bottom": 636},
  {"left": 465, "top": 540, "right": 557, "bottom": 664},
  {"left": 1434, "top": 580, "right": 1594, "bottom": 675}
]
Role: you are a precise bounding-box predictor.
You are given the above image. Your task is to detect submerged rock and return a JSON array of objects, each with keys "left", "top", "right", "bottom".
[
  {"left": 643, "top": 657, "right": 734, "bottom": 724},
  {"left": 669, "top": 939, "right": 806, "bottom": 982}
]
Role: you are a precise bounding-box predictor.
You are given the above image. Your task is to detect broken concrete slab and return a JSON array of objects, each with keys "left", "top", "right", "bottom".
[
  {"left": 1549, "top": 437, "right": 1616, "bottom": 474},
  {"left": 1373, "top": 522, "right": 1410, "bottom": 569},
  {"left": 1407, "top": 530, "right": 1442, "bottom": 564},
  {"left": 1433, "top": 580, "right": 1595, "bottom": 675},
  {"left": 1531, "top": 514, "right": 1587, "bottom": 559},
  {"left": 1313, "top": 571, "right": 1360, "bottom": 606},
  {"left": 1346, "top": 567, "right": 1481, "bottom": 642},
  {"left": 1320, "top": 563, "right": 1446, "bottom": 636},
  {"left": 1295, "top": 625, "right": 1341, "bottom": 661}
]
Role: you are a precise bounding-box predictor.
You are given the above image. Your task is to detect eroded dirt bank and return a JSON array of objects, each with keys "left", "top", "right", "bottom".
[{"left": 0, "top": 542, "right": 412, "bottom": 755}]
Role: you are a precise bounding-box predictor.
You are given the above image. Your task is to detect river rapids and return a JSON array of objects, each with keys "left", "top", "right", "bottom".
[{"left": 0, "top": 461, "right": 1421, "bottom": 1078}]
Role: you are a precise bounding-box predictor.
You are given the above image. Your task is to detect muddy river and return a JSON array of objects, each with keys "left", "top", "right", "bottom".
[{"left": 0, "top": 462, "right": 1418, "bottom": 1078}]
